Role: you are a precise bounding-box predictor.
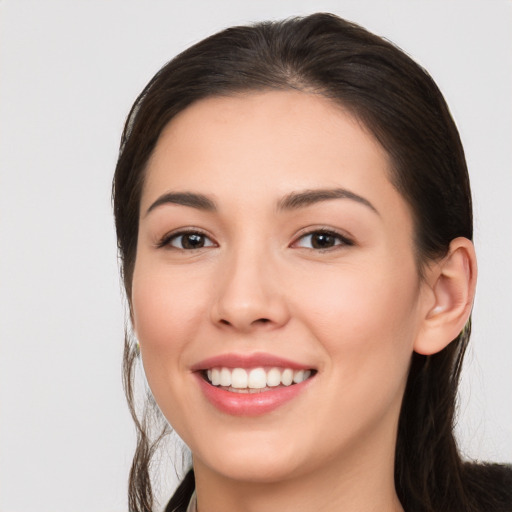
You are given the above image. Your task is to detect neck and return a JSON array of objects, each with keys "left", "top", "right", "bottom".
[{"left": 192, "top": 423, "right": 404, "bottom": 512}]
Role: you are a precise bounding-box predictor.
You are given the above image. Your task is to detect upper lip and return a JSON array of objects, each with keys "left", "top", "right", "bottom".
[{"left": 190, "top": 352, "right": 314, "bottom": 371}]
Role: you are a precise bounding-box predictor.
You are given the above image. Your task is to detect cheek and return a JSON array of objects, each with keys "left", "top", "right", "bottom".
[
  {"left": 130, "top": 262, "right": 213, "bottom": 424},
  {"left": 292, "top": 260, "right": 420, "bottom": 368},
  {"left": 290, "top": 262, "right": 420, "bottom": 439},
  {"left": 131, "top": 262, "right": 210, "bottom": 360}
]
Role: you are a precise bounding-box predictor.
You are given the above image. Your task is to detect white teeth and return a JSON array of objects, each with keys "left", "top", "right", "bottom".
[
  {"left": 220, "top": 367, "right": 231, "bottom": 387},
  {"left": 248, "top": 368, "right": 267, "bottom": 389},
  {"left": 205, "top": 366, "right": 313, "bottom": 389},
  {"left": 267, "top": 367, "right": 281, "bottom": 387},
  {"left": 293, "top": 370, "right": 305, "bottom": 384},
  {"left": 231, "top": 368, "right": 248, "bottom": 388},
  {"left": 211, "top": 368, "right": 220, "bottom": 386},
  {"left": 281, "top": 368, "right": 293, "bottom": 386}
]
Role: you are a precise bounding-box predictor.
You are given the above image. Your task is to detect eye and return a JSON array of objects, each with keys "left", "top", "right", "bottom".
[
  {"left": 293, "top": 230, "right": 352, "bottom": 250},
  {"left": 161, "top": 231, "right": 216, "bottom": 250}
]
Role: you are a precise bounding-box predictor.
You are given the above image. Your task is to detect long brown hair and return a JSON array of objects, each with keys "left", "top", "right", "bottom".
[{"left": 113, "top": 13, "right": 511, "bottom": 512}]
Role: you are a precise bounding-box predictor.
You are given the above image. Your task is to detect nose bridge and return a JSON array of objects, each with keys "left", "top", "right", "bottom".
[{"left": 212, "top": 235, "right": 288, "bottom": 331}]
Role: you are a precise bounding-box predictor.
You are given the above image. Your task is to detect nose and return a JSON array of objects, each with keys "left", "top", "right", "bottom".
[{"left": 210, "top": 248, "right": 290, "bottom": 333}]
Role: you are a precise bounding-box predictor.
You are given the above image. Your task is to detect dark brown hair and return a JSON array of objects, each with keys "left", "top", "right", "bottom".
[{"left": 113, "top": 13, "right": 511, "bottom": 512}]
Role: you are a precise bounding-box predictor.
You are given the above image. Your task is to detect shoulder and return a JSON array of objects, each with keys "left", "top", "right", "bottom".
[{"left": 462, "top": 462, "right": 512, "bottom": 512}]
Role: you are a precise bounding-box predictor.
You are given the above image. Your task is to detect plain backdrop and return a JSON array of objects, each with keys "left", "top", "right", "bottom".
[{"left": 0, "top": 1, "right": 511, "bottom": 511}]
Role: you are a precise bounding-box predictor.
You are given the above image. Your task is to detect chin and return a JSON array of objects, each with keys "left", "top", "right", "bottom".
[
  {"left": 203, "top": 453, "right": 303, "bottom": 484},
  {"left": 190, "top": 429, "right": 307, "bottom": 483}
]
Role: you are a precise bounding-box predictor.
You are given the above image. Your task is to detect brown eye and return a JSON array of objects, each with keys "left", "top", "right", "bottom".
[
  {"left": 167, "top": 232, "right": 215, "bottom": 250},
  {"left": 310, "top": 233, "right": 337, "bottom": 249},
  {"left": 294, "top": 231, "right": 352, "bottom": 250}
]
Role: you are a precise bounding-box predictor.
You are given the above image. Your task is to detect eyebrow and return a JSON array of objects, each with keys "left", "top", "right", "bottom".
[
  {"left": 145, "top": 192, "right": 217, "bottom": 216},
  {"left": 145, "top": 187, "right": 378, "bottom": 217},
  {"left": 278, "top": 188, "right": 379, "bottom": 215}
]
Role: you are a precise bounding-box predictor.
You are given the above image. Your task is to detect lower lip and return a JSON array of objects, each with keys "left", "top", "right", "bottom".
[{"left": 195, "top": 373, "right": 313, "bottom": 416}]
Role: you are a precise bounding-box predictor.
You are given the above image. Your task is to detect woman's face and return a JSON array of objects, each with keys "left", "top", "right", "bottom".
[{"left": 132, "top": 91, "right": 430, "bottom": 483}]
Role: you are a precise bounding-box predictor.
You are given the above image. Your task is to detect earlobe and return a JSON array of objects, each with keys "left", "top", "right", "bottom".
[{"left": 414, "top": 237, "right": 477, "bottom": 355}]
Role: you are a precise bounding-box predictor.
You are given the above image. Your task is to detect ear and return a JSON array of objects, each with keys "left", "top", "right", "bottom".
[{"left": 414, "top": 237, "right": 477, "bottom": 355}]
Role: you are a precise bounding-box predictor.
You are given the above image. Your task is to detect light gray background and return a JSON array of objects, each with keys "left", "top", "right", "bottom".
[{"left": 1, "top": 1, "right": 511, "bottom": 511}]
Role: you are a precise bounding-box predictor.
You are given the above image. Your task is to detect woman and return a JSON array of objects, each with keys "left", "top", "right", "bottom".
[{"left": 113, "top": 13, "right": 512, "bottom": 512}]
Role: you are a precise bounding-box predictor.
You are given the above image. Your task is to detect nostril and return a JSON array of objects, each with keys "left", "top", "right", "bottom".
[{"left": 219, "top": 318, "right": 270, "bottom": 325}]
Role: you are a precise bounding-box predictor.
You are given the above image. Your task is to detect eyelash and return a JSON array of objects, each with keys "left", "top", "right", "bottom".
[
  {"left": 157, "top": 228, "right": 354, "bottom": 251},
  {"left": 292, "top": 229, "right": 354, "bottom": 251},
  {"left": 157, "top": 229, "right": 216, "bottom": 250}
]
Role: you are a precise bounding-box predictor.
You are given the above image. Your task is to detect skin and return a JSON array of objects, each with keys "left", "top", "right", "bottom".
[{"left": 131, "top": 91, "right": 475, "bottom": 512}]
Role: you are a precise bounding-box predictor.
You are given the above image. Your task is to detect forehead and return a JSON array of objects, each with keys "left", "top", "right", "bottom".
[
  {"left": 151, "top": 91, "right": 384, "bottom": 166},
  {"left": 142, "top": 90, "right": 404, "bottom": 220}
]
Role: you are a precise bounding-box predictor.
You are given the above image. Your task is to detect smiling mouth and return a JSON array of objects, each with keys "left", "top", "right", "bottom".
[{"left": 202, "top": 367, "right": 316, "bottom": 393}]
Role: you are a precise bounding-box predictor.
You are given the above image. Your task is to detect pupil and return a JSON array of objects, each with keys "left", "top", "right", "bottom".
[
  {"left": 183, "top": 233, "right": 204, "bottom": 249},
  {"left": 312, "top": 233, "right": 334, "bottom": 249}
]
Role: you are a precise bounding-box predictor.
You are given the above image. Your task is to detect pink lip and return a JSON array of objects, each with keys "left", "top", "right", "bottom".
[
  {"left": 194, "top": 373, "right": 314, "bottom": 416},
  {"left": 191, "top": 352, "right": 316, "bottom": 416},
  {"left": 191, "top": 352, "right": 312, "bottom": 371}
]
